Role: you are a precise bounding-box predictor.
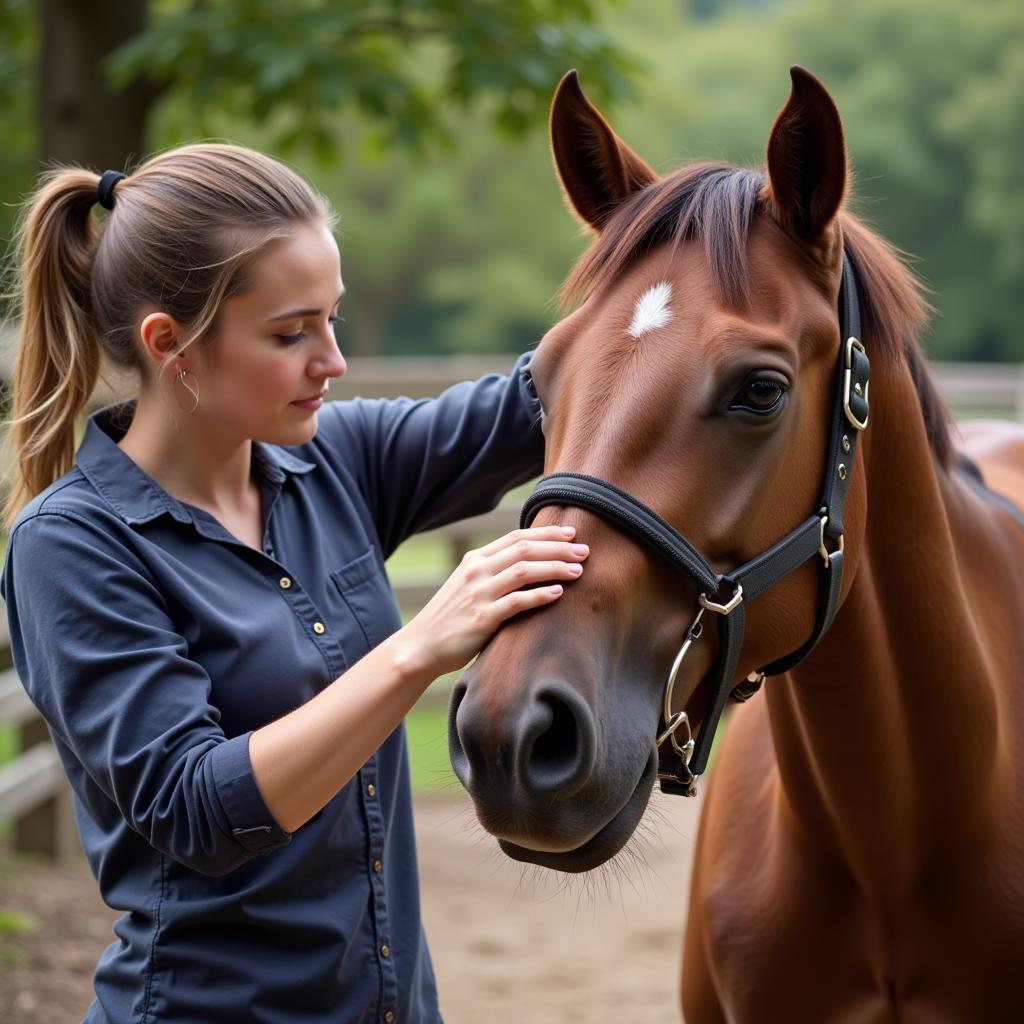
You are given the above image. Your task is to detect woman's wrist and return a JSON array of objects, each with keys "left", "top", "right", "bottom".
[{"left": 382, "top": 627, "right": 439, "bottom": 692}]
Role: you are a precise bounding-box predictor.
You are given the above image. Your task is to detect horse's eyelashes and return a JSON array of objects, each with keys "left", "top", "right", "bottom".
[
  {"left": 729, "top": 373, "right": 788, "bottom": 416},
  {"left": 745, "top": 378, "right": 784, "bottom": 407}
]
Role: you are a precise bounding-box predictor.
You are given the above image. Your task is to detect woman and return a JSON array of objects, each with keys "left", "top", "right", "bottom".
[{"left": 0, "top": 144, "right": 588, "bottom": 1022}]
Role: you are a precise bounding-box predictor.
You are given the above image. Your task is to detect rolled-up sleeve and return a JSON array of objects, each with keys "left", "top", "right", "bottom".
[
  {"left": 319, "top": 351, "right": 545, "bottom": 556},
  {"left": 1, "top": 511, "right": 291, "bottom": 876}
]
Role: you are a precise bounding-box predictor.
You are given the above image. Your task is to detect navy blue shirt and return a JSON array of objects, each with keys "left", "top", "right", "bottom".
[{"left": 1, "top": 354, "right": 543, "bottom": 1023}]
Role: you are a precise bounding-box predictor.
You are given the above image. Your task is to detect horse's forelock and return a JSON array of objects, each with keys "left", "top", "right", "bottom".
[{"left": 556, "top": 163, "right": 951, "bottom": 467}]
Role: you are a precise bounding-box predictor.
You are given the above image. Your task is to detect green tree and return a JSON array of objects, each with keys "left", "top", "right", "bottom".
[
  {"left": 599, "top": 0, "right": 1024, "bottom": 361},
  {"left": 107, "top": 0, "right": 636, "bottom": 161},
  {"left": 1, "top": 1, "right": 634, "bottom": 228},
  {"left": 3, "top": 0, "right": 1020, "bottom": 362}
]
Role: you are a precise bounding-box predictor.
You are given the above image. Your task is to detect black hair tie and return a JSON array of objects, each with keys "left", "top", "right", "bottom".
[{"left": 97, "top": 170, "right": 126, "bottom": 211}]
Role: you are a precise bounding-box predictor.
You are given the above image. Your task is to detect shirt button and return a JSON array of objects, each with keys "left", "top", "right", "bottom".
[
  {"left": 278, "top": 577, "right": 292, "bottom": 589},
  {"left": 312, "top": 621, "right": 326, "bottom": 635},
  {"left": 366, "top": 783, "right": 376, "bottom": 798},
  {"left": 380, "top": 944, "right": 391, "bottom": 959},
  {"left": 384, "top": 1013, "right": 395, "bottom": 1023},
  {"left": 372, "top": 859, "right": 382, "bottom": 873}
]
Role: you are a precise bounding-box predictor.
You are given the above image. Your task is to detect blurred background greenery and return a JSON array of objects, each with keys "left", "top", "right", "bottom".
[{"left": 1, "top": 0, "right": 1022, "bottom": 363}]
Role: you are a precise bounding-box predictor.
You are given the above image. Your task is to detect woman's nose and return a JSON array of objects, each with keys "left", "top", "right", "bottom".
[{"left": 315, "top": 340, "right": 347, "bottom": 381}]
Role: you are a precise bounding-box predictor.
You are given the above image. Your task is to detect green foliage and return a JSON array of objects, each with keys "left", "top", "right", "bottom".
[
  {"left": 314, "top": 0, "right": 1024, "bottom": 361},
  {"left": 404, "top": 704, "right": 458, "bottom": 793},
  {"left": 611, "top": 0, "right": 1024, "bottom": 360},
  {"left": 0, "top": 723, "right": 16, "bottom": 766},
  {"left": 0, "top": 0, "right": 37, "bottom": 314},
  {"left": 107, "top": 0, "right": 637, "bottom": 158},
  {"left": 1, "top": 0, "right": 1021, "bottom": 361},
  {"left": 0, "top": 907, "right": 33, "bottom": 934},
  {"left": 0, "top": 907, "right": 34, "bottom": 965}
]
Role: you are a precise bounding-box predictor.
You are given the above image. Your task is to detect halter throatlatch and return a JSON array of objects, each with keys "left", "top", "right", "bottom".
[{"left": 520, "top": 251, "right": 870, "bottom": 797}]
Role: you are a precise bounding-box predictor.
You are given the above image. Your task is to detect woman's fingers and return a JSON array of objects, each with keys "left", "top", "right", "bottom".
[
  {"left": 488, "top": 557, "right": 585, "bottom": 596},
  {"left": 483, "top": 538, "right": 589, "bottom": 575},
  {"left": 491, "top": 584, "right": 567, "bottom": 621},
  {"left": 403, "top": 524, "right": 589, "bottom": 677},
  {"left": 475, "top": 523, "right": 576, "bottom": 559}
]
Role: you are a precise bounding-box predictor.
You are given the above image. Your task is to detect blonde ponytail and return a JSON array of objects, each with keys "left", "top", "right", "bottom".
[{"left": 4, "top": 169, "right": 104, "bottom": 530}]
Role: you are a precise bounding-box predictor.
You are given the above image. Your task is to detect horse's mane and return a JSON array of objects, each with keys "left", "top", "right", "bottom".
[{"left": 560, "top": 163, "right": 953, "bottom": 469}]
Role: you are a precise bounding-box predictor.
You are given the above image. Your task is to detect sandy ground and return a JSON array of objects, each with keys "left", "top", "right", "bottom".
[{"left": 0, "top": 792, "right": 700, "bottom": 1024}]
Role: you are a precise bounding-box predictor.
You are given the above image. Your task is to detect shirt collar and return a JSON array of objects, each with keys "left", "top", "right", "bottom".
[{"left": 76, "top": 401, "right": 317, "bottom": 527}]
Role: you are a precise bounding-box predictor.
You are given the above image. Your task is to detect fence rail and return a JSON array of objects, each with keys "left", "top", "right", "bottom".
[{"left": 0, "top": 354, "right": 1021, "bottom": 861}]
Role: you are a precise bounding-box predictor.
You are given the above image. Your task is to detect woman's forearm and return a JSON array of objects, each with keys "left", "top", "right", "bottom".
[
  {"left": 248, "top": 630, "right": 437, "bottom": 833},
  {"left": 249, "top": 524, "right": 587, "bottom": 834}
]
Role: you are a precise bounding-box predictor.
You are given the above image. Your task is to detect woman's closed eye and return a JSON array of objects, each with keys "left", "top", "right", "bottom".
[{"left": 277, "top": 315, "right": 342, "bottom": 346}]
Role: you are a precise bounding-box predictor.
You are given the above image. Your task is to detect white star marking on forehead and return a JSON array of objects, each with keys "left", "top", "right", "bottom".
[{"left": 627, "top": 281, "right": 673, "bottom": 338}]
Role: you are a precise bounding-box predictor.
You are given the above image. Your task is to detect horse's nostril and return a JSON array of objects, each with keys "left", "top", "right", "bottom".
[
  {"left": 519, "top": 684, "right": 596, "bottom": 800},
  {"left": 530, "top": 696, "right": 577, "bottom": 774},
  {"left": 447, "top": 678, "right": 472, "bottom": 787}
]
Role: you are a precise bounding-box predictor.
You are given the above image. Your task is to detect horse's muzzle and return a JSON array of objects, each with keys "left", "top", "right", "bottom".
[{"left": 449, "top": 676, "right": 597, "bottom": 820}]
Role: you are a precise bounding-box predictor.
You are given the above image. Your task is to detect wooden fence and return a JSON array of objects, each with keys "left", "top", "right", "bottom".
[{"left": 0, "top": 354, "right": 1022, "bottom": 861}]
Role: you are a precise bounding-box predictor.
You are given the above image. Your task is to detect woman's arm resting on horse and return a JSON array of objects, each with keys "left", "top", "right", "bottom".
[{"left": 314, "top": 351, "right": 544, "bottom": 557}]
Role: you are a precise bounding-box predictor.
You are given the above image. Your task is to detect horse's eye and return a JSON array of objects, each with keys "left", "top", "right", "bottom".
[
  {"left": 522, "top": 369, "right": 539, "bottom": 401},
  {"left": 730, "top": 375, "right": 787, "bottom": 415}
]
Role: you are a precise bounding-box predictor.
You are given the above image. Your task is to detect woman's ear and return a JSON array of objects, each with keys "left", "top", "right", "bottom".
[
  {"left": 764, "top": 66, "right": 847, "bottom": 249},
  {"left": 550, "top": 69, "right": 657, "bottom": 231},
  {"left": 138, "top": 310, "right": 185, "bottom": 370}
]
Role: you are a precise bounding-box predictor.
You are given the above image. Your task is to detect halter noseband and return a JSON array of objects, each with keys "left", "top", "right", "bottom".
[{"left": 520, "top": 251, "right": 870, "bottom": 797}]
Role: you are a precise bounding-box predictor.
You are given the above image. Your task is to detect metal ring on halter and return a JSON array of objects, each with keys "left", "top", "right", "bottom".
[
  {"left": 656, "top": 710, "right": 694, "bottom": 763},
  {"left": 658, "top": 608, "right": 704, "bottom": 758}
]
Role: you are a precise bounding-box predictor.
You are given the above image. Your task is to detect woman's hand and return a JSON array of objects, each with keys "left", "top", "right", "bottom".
[{"left": 398, "top": 524, "right": 589, "bottom": 677}]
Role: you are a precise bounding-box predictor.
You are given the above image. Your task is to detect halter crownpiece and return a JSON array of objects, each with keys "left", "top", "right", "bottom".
[
  {"left": 97, "top": 170, "right": 126, "bottom": 211},
  {"left": 520, "top": 249, "right": 870, "bottom": 797}
]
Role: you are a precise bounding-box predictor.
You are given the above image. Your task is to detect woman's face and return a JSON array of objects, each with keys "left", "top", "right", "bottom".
[{"left": 189, "top": 220, "right": 348, "bottom": 446}]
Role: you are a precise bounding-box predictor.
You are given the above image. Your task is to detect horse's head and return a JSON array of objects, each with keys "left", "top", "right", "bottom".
[{"left": 448, "top": 67, "right": 873, "bottom": 872}]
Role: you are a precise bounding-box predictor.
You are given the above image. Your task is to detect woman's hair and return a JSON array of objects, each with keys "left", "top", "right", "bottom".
[{"left": 2, "top": 143, "right": 334, "bottom": 530}]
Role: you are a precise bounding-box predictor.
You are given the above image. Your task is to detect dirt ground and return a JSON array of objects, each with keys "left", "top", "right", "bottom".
[{"left": 0, "top": 792, "right": 701, "bottom": 1024}]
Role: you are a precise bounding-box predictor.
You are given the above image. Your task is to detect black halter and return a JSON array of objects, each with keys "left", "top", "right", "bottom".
[{"left": 520, "top": 251, "right": 870, "bottom": 796}]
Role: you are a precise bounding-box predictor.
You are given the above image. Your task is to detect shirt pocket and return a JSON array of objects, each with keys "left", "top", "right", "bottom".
[{"left": 328, "top": 547, "right": 403, "bottom": 654}]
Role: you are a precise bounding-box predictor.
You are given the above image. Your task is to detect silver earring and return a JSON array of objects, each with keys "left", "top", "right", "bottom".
[{"left": 175, "top": 368, "right": 200, "bottom": 414}]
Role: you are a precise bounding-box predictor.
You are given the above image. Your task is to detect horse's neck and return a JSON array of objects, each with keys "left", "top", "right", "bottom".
[{"left": 766, "top": 362, "right": 1016, "bottom": 894}]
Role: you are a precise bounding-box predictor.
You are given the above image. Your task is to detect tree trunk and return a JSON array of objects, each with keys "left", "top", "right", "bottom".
[{"left": 39, "top": 0, "right": 154, "bottom": 170}]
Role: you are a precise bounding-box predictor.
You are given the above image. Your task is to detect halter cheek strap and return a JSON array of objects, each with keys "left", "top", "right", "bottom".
[{"left": 520, "top": 251, "right": 870, "bottom": 796}]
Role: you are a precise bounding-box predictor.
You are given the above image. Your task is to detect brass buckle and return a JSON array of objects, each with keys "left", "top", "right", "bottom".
[
  {"left": 843, "top": 336, "right": 869, "bottom": 431},
  {"left": 817, "top": 515, "right": 845, "bottom": 569}
]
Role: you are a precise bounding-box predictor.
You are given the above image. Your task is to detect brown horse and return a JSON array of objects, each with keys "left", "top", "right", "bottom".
[{"left": 448, "top": 67, "right": 1024, "bottom": 1021}]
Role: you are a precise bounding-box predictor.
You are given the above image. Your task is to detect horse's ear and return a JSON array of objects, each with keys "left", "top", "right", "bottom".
[
  {"left": 550, "top": 70, "right": 657, "bottom": 231},
  {"left": 765, "top": 66, "right": 847, "bottom": 247}
]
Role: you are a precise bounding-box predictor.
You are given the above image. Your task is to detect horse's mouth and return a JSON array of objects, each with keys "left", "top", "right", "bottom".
[{"left": 494, "top": 748, "right": 658, "bottom": 873}]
